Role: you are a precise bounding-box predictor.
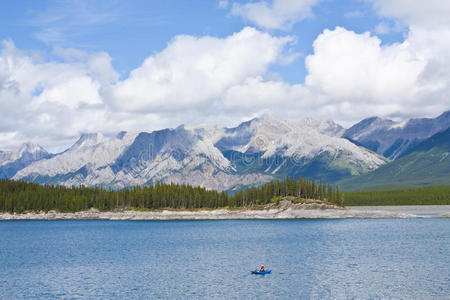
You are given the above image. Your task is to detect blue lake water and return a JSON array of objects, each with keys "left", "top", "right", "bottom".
[{"left": 0, "top": 219, "right": 449, "bottom": 299}]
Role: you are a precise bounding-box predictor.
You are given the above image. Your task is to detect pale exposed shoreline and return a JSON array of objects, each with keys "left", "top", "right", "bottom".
[{"left": 1, "top": 205, "right": 449, "bottom": 220}]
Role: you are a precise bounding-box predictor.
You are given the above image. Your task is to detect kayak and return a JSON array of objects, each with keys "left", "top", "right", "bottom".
[{"left": 251, "top": 270, "right": 271, "bottom": 275}]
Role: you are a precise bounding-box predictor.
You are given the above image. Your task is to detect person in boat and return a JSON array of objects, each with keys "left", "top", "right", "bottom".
[{"left": 259, "top": 265, "right": 265, "bottom": 272}]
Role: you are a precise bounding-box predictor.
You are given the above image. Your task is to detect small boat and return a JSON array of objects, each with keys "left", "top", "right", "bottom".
[{"left": 251, "top": 270, "right": 271, "bottom": 275}]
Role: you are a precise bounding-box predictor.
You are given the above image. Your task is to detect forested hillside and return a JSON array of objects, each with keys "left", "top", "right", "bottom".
[
  {"left": 0, "top": 177, "right": 341, "bottom": 213},
  {"left": 344, "top": 186, "right": 450, "bottom": 206}
]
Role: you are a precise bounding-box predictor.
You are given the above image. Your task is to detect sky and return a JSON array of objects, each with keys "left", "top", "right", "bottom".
[{"left": 0, "top": 0, "right": 449, "bottom": 152}]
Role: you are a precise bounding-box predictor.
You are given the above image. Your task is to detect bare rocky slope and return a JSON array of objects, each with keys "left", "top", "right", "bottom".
[
  {"left": 343, "top": 110, "right": 450, "bottom": 159},
  {"left": 13, "top": 115, "right": 387, "bottom": 190},
  {"left": 0, "top": 143, "right": 52, "bottom": 179}
]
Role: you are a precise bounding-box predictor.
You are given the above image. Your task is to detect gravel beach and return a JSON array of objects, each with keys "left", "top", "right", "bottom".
[{"left": 1, "top": 205, "right": 449, "bottom": 220}]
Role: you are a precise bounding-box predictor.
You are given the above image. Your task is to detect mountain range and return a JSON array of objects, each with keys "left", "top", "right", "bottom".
[
  {"left": 339, "top": 126, "right": 450, "bottom": 190},
  {"left": 343, "top": 111, "right": 450, "bottom": 159},
  {"left": 2, "top": 111, "right": 449, "bottom": 191},
  {"left": 0, "top": 143, "right": 52, "bottom": 179}
]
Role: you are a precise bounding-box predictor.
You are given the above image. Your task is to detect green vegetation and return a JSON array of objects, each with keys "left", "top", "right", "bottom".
[
  {"left": 344, "top": 186, "right": 450, "bottom": 206},
  {"left": 231, "top": 176, "right": 341, "bottom": 207},
  {"left": 339, "top": 127, "right": 450, "bottom": 190},
  {"left": 0, "top": 176, "right": 341, "bottom": 213}
]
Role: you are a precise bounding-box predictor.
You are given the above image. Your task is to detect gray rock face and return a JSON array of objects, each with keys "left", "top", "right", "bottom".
[
  {"left": 343, "top": 111, "right": 450, "bottom": 159},
  {"left": 13, "top": 115, "right": 386, "bottom": 190},
  {"left": 7, "top": 111, "right": 450, "bottom": 189},
  {"left": 0, "top": 143, "right": 52, "bottom": 178},
  {"left": 214, "top": 114, "right": 386, "bottom": 182}
]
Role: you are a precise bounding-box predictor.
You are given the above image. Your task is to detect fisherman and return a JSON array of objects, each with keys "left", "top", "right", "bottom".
[{"left": 259, "top": 265, "right": 265, "bottom": 272}]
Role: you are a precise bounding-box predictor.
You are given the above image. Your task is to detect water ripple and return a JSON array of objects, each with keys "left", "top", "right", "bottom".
[{"left": 0, "top": 219, "right": 449, "bottom": 299}]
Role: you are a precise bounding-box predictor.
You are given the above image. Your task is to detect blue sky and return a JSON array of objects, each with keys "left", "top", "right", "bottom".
[
  {"left": 0, "top": 0, "right": 405, "bottom": 83},
  {"left": 0, "top": 0, "right": 449, "bottom": 151}
]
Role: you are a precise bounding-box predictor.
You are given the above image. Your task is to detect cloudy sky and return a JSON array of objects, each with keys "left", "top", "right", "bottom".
[{"left": 1, "top": 0, "right": 449, "bottom": 152}]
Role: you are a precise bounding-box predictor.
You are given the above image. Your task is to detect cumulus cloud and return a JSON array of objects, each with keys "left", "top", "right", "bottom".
[
  {"left": 303, "top": 26, "right": 449, "bottom": 121},
  {"left": 222, "top": 25, "right": 450, "bottom": 124},
  {"left": 0, "top": 40, "right": 113, "bottom": 150},
  {"left": 366, "top": 0, "right": 450, "bottom": 116},
  {"left": 106, "top": 27, "right": 294, "bottom": 112},
  {"left": 224, "top": 1, "right": 450, "bottom": 123},
  {"left": 230, "top": 0, "right": 321, "bottom": 30},
  {"left": 305, "top": 27, "right": 424, "bottom": 102}
]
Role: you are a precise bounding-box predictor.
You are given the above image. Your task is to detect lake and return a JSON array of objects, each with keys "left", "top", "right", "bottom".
[{"left": 1, "top": 219, "right": 449, "bottom": 299}]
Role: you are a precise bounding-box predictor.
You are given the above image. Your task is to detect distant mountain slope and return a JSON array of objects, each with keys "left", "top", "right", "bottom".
[
  {"left": 12, "top": 115, "right": 386, "bottom": 190},
  {"left": 14, "top": 127, "right": 272, "bottom": 190},
  {"left": 343, "top": 111, "right": 450, "bottom": 159},
  {"left": 108, "top": 126, "right": 271, "bottom": 190},
  {"left": 214, "top": 115, "right": 387, "bottom": 183},
  {"left": 13, "top": 132, "right": 138, "bottom": 185},
  {"left": 0, "top": 143, "right": 52, "bottom": 178},
  {"left": 339, "top": 127, "right": 450, "bottom": 191}
]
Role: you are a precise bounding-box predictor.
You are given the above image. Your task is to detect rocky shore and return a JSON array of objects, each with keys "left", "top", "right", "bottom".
[{"left": 1, "top": 203, "right": 449, "bottom": 220}]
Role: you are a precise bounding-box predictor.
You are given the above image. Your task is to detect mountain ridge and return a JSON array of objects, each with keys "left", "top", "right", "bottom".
[
  {"left": 343, "top": 110, "right": 450, "bottom": 159},
  {"left": 3, "top": 111, "right": 449, "bottom": 191},
  {"left": 11, "top": 114, "right": 386, "bottom": 190},
  {"left": 0, "top": 143, "right": 52, "bottom": 179},
  {"left": 339, "top": 126, "right": 450, "bottom": 190}
]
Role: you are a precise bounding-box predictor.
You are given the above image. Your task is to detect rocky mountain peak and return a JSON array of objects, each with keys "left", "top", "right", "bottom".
[
  {"left": 71, "top": 133, "right": 105, "bottom": 150},
  {"left": 343, "top": 111, "right": 450, "bottom": 159},
  {"left": 18, "top": 142, "right": 48, "bottom": 156}
]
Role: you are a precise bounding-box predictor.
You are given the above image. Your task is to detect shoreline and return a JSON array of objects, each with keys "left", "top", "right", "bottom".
[{"left": 1, "top": 205, "right": 449, "bottom": 220}]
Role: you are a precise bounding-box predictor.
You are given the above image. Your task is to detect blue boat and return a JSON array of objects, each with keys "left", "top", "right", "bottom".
[{"left": 251, "top": 270, "right": 271, "bottom": 275}]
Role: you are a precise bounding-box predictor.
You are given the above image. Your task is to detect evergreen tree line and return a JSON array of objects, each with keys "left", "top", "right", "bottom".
[
  {"left": 344, "top": 186, "right": 450, "bottom": 206},
  {"left": 231, "top": 176, "right": 341, "bottom": 207},
  {"left": 0, "top": 176, "right": 341, "bottom": 213}
]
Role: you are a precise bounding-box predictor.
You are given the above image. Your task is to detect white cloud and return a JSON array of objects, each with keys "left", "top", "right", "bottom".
[
  {"left": 223, "top": 1, "right": 450, "bottom": 124},
  {"left": 230, "top": 0, "right": 321, "bottom": 30},
  {"left": 87, "top": 52, "right": 119, "bottom": 84},
  {"left": 371, "top": 0, "right": 450, "bottom": 29},
  {"left": 365, "top": 0, "right": 450, "bottom": 117},
  {"left": 29, "top": 1, "right": 119, "bottom": 45},
  {"left": 305, "top": 27, "right": 424, "bottom": 102},
  {"left": 372, "top": 21, "right": 404, "bottom": 36},
  {"left": 373, "top": 22, "right": 390, "bottom": 35},
  {"left": 344, "top": 10, "right": 364, "bottom": 19},
  {"left": 52, "top": 46, "right": 87, "bottom": 61},
  {"left": 221, "top": 24, "right": 450, "bottom": 125},
  {"left": 0, "top": 28, "right": 297, "bottom": 151},
  {"left": 0, "top": 41, "right": 113, "bottom": 150},
  {"left": 33, "top": 76, "right": 102, "bottom": 109},
  {"left": 106, "top": 27, "right": 295, "bottom": 112},
  {"left": 218, "top": 0, "right": 229, "bottom": 9}
]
